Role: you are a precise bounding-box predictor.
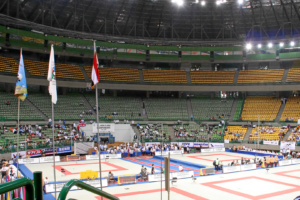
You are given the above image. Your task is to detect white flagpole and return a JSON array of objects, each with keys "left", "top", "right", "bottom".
[
  {"left": 52, "top": 101, "right": 57, "bottom": 199},
  {"left": 16, "top": 98, "right": 20, "bottom": 179},
  {"left": 94, "top": 41, "right": 103, "bottom": 198}
]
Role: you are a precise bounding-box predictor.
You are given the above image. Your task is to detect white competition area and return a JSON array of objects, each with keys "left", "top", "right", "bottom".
[{"left": 22, "top": 151, "right": 300, "bottom": 200}]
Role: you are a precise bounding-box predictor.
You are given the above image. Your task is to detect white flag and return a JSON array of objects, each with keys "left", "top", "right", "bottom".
[{"left": 47, "top": 44, "right": 57, "bottom": 104}]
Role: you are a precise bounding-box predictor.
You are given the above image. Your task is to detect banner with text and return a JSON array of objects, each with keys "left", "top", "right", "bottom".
[
  {"left": 155, "top": 150, "right": 182, "bottom": 156},
  {"left": 263, "top": 141, "right": 279, "bottom": 145},
  {"left": 11, "top": 151, "right": 27, "bottom": 159},
  {"left": 193, "top": 142, "right": 209, "bottom": 148},
  {"left": 178, "top": 142, "right": 194, "bottom": 148},
  {"left": 27, "top": 149, "right": 42, "bottom": 157},
  {"left": 93, "top": 123, "right": 115, "bottom": 133},
  {"left": 209, "top": 143, "right": 225, "bottom": 148},
  {"left": 280, "top": 141, "right": 296, "bottom": 150},
  {"left": 57, "top": 146, "right": 72, "bottom": 154}
]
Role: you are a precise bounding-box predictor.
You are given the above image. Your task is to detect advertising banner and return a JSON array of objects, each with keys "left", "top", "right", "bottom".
[
  {"left": 155, "top": 150, "right": 182, "bottom": 156},
  {"left": 201, "top": 149, "right": 214, "bottom": 153},
  {"left": 170, "top": 171, "right": 194, "bottom": 179},
  {"left": 279, "top": 160, "right": 292, "bottom": 166},
  {"left": 78, "top": 123, "right": 87, "bottom": 127},
  {"left": 263, "top": 141, "right": 279, "bottom": 145},
  {"left": 101, "top": 154, "right": 122, "bottom": 159},
  {"left": 209, "top": 143, "right": 224, "bottom": 148},
  {"left": 148, "top": 174, "right": 166, "bottom": 182},
  {"left": 213, "top": 148, "right": 225, "bottom": 152},
  {"left": 45, "top": 179, "right": 108, "bottom": 193},
  {"left": 18, "top": 158, "right": 40, "bottom": 164},
  {"left": 292, "top": 159, "right": 300, "bottom": 164},
  {"left": 178, "top": 142, "right": 194, "bottom": 148},
  {"left": 222, "top": 165, "right": 240, "bottom": 174},
  {"left": 240, "top": 164, "right": 256, "bottom": 171},
  {"left": 42, "top": 148, "right": 57, "bottom": 155},
  {"left": 57, "top": 146, "right": 72, "bottom": 154},
  {"left": 39, "top": 156, "right": 60, "bottom": 163},
  {"left": 93, "top": 123, "right": 115, "bottom": 133},
  {"left": 145, "top": 142, "right": 161, "bottom": 147},
  {"left": 280, "top": 141, "right": 296, "bottom": 150},
  {"left": 224, "top": 139, "right": 230, "bottom": 143},
  {"left": 193, "top": 142, "right": 209, "bottom": 148},
  {"left": 200, "top": 168, "right": 215, "bottom": 176},
  {"left": 11, "top": 151, "right": 27, "bottom": 159},
  {"left": 27, "top": 149, "right": 42, "bottom": 157}
]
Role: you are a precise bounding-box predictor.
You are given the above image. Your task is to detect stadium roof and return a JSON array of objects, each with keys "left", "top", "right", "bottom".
[{"left": 1, "top": 0, "right": 300, "bottom": 45}]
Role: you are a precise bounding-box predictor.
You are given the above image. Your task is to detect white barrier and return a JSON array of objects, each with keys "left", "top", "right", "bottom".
[
  {"left": 101, "top": 154, "right": 122, "bottom": 159},
  {"left": 18, "top": 158, "right": 40, "bottom": 164},
  {"left": 39, "top": 156, "right": 60, "bottom": 163},
  {"left": 155, "top": 150, "right": 182, "bottom": 156},
  {"left": 292, "top": 159, "right": 300, "bottom": 164},
  {"left": 201, "top": 149, "right": 214, "bottom": 153},
  {"left": 45, "top": 179, "right": 108, "bottom": 193},
  {"left": 213, "top": 148, "right": 225, "bottom": 152},
  {"left": 279, "top": 160, "right": 292, "bottom": 166},
  {"left": 222, "top": 165, "right": 241, "bottom": 174},
  {"left": 240, "top": 164, "right": 256, "bottom": 171},
  {"left": 148, "top": 171, "right": 194, "bottom": 182}
]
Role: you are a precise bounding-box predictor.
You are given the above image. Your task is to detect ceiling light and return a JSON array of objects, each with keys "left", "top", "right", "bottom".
[
  {"left": 290, "top": 41, "right": 295, "bottom": 46},
  {"left": 268, "top": 43, "right": 273, "bottom": 48},
  {"left": 195, "top": 0, "right": 199, "bottom": 3},
  {"left": 216, "top": 1, "right": 221, "bottom": 5},
  {"left": 238, "top": 0, "right": 243, "bottom": 4},
  {"left": 279, "top": 42, "right": 284, "bottom": 47},
  {"left": 177, "top": 0, "right": 183, "bottom": 6},
  {"left": 257, "top": 44, "right": 262, "bottom": 49},
  {"left": 246, "top": 43, "right": 252, "bottom": 50},
  {"left": 201, "top": 1, "right": 205, "bottom": 5}
]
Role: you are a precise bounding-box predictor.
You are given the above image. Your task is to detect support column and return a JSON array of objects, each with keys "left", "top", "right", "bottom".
[
  {"left": 146, "top": 91, "right": 150, "bottom": 99},
  {"left": 276, "top": 91, "right": 280, "bottom": 98},
  {"left": 4, "top": 83, "right": 12, "bottom": 93},
  {"left": 113, "top": 90, "right": 117, "bottom": 97},
  {"left": 210, "top": 92, "right": 215, "bottom": 99},
  {"left": 178, "top": 91, "right": 182, "bottom": 99},
  {"left": 61, "top": 87, "right": 67, "bottom": 95}
]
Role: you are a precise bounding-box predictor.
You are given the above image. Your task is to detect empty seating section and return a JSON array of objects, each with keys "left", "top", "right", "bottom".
[
  {"left": 190, "top": 71, "right": 235, "bottom": 83},
  {"left": 191, "top": 98, "right": 233, "bottom": 120},
  {"left": 0, "top": 92, "right": 44, "bottom": 121},
  {"left": 280, "top": 97, "right": 300, "bottom": 121},
  {"left": 224, "top": 126, "right": 247, "bottom": 141},
  {"left": 241, "top": 97, "right": 281, "bottom": 121},
  {"left": 84, "top": 67, "right": 140, "bottom": 82},
  {"left": 142, "top": 69, "right": 187, "bottom": 83},
  {"left": 238, "top": 69, "right": 284, "bottom": 83},
  {"left": 249, "top": 126, "right": 288, "bottom": 141},
  {"left": 144, "top": 98, "right": 189, "bottom": 120},
  {"left": 25, "top": 60, "right": 84, "bottom": 79},
  {"left": 84, "top": 94, "right": 143, "bottom": 120},
  {"left": 233, "top": 99, "right": 244, "bottom": 121},
  {"left": 0, "top": 56, "right": 18, "bottom": 74},
  {"left": 27, "top": 93, "right": 93, "bottom": 120},
  {"left": 286, "top": 68, "right": 300, "bottom": 82}
]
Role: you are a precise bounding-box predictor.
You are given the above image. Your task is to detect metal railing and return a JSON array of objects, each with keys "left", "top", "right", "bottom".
[
  {"left": 58, "top": 179, "right": 119, "bottom": 200},
  {"left": 0, "top": 178, "right": 34, "bottom": 200}
]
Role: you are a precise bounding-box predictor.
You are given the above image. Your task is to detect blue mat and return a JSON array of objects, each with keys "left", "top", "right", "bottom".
[{"left": 152, "top": 156, "right": 207, "bottom": 169}]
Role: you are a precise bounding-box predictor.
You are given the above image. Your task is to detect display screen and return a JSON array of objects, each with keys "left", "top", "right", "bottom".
[{"left": 118, "top": 176, "right": 136, "bottom": 185}]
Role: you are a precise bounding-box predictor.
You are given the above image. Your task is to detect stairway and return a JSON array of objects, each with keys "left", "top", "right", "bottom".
[
  {"left": 186, "top": 99, "right": 193, "bottom": 120},
  {"left": 229, "top": 98, "right": 239, "bottom": 121},
  {"left": 132, "top": 125, "right": 141, "bottom": 138},
  {"left": 281, "top": 69, "right": 289, "bottom": 83},
  {"left": 25, "top": 99, "right": 48, "bottom": 121},
  {"left": 79, "top": 65, "right": 90, "bottom": 82},
  {"left": 275, "top": 103, "right": 286, "bottom": 122},
  {"left": 233, "top": 70, "right": 239, "bottom": 84},
  {"left": 186, "top": 71, "right": 192, "bottom": 84},
  {"left": 140, "top": 98, "right": 148, "bottom": 121},
  {"left": 282, "top": 128, "right": 293, "bottom": 140},
  {"left": 168, "top": 125, "right": 176, "bottom": 139},
  {"left": 80, "top": 94, "right": 97, "bottom": 119},
  {"left": 138, "top": 69, "right": 144, "bottom": 83},
  {"left": 243, "top": 126, "right": 253, "bottom": 141}
]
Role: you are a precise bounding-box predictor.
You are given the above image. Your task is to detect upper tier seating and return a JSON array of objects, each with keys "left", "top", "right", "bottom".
[
  {"left": 286, "top": 68, "right": 300, "bottom": 82},
  {"left": 27, "top": 93, "right": 93, "bottom": 120},
  {"left": 84, "top": 67, "right": 140, "bottom": 82},
  {"left": 280, "top": 97, "right": 300, "bottom": 121},
  {"left": 249, "top": 126, "right": 288, "bottom": 141},
  {"left": 144, "top": 98, "right": 189, "bottom": 120},
  {"left": 24, "top": 60, "right": 84, "bottom": 79},
  {"left": 84, "top": 94, "right": 143, "bottom": 120},
  {"left": 233, "top": 99, "right": 244, "bottom": 121},
  {"left": 241, "top": 96, "right": 281, "bottom": 121},
  {"left": 142, "top": 69, "right": 187, "bottom": 83},
  {"left": 0, "top": 56, "right": 18, "bottom": 74},
  {"left": 0, "top": 92, "right": 44, "bottom": 121},
  {"left": 191, "top": 98, "right": 233, "bottom": 120},
  {"left": 224, "top": 126, "right": 247, "bottom": 141},
  {"left": 190, "top": 71, "right": 235, "bottom": 83},
  {"left": 238, "top": 69, "right": 284, "bottom": 83}
]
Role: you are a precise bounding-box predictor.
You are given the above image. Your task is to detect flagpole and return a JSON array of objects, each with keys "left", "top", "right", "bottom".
[
  {"left": 96, "top": 84, "right": 103, "bottom": 199},
  {"left": 16, "top": 98, "right": 20, "bottom": 179},
  {"left": 52, "top": 102, "right": 57, "bottom": 199}
]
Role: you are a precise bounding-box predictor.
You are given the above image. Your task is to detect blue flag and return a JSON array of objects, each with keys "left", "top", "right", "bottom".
[{"left": 14, "top": 49, "right": 27, "bottom": 101}]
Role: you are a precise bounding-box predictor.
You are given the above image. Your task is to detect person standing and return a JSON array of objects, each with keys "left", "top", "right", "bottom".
[
  {"left": 151, "top": 164, "right": 155, "bottom": 174},
  {"left": 179, "top": 164, "right": 183, "bottom": 172},
  {"left": 215, "top": 158, "right": 219, "bottom": 171}
]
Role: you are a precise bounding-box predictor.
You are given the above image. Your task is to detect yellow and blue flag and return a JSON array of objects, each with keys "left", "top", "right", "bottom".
[{"left": 14, "top": 49, "right": 27, "bottom": 101}]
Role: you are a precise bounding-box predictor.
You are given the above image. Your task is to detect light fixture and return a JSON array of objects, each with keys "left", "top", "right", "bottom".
[
  {"left": 216, "top": 1, "right": 221, "bottom": 5},
  {"left": 279, "top": 42, "right": 284, "bottom": 47},
  {"left": 195, "top": 0, "right": 199, "bottom": 3},
  {"left": 201, "top": 1, "right": 205, "bottom": 5},
  {"left": 268, "top": 42, "right": 273, "bottom": 48},
  {"left": 246, "top": 43, "right": 252, "bottom": 50},
  {"left": 257, "top": 44, "right": 262, "bottom": 49},
  {"left": 290, "top": 41, "right": 295, "bottom": 46},
  {"left": 238, "top": 0, "right": 243, "bottom": 4},
  {"left": 177, "top": 0, "right": 183, "bottom": 6}
]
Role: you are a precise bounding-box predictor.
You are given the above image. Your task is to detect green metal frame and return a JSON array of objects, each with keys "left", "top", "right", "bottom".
[
  {"left": 0, "top": 178, "right": 34, "bottom": 200},
  {"left": 57, "top": 179, "right": 119, "bottom": 200}
]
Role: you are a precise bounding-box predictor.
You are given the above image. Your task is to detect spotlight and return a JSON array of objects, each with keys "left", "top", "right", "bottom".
[
  {"left": 257, "top": 44, "right": 262, "bottom": 49},
  {"left": 177, "top": 0, "right": 183, "bottom": 6},
  {"left": 195, "top": 0, "right": 199, "bottom": 3},
  {"left": 290, "top": 41, "right": 295, "bottom": 46},
  {"left": 279, "top": 42, "right": 284, "bottom": 47},
  {"left": 216, "top": 1, "right": 221, "bottom": 5},
  {"left": 246, "top": 43, "right": 252, "bottom": 50},
  {"left": 238, "top": 0, "right": 243, "bottom": 4},
  {"left": 268, "top": 43, "right": 273, "bottom": 48},
  {"left": 201, "top": 1, "right": 205, "bottom": 5}
]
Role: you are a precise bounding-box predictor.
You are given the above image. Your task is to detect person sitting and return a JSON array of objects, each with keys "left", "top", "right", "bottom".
[
  {"left": 108, "top": 171, "right": 114, "bottom": 183},
  {"left": 6, "top": 101, "right": 10, "bottom": 106}
]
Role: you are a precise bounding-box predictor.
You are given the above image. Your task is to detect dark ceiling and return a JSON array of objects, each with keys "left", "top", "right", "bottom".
[{"left": 1, "top": 0, "right": 300, "bottom": 43}]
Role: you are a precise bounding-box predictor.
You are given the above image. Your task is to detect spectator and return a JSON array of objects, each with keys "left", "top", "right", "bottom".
[
  {"left": 179, "top": 164, "right": 183, "bottom": 172},
  {"left": 151, "top": 164, "right": 155, "bottom": 174},
  {"left": 108, "top": 171, "right": 114, "bottom": 182},
  {"left": 6, "top": 101, "right": 10, "bottom": 106}
]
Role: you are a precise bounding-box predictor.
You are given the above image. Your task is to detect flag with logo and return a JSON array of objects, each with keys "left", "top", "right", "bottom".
[
  {"left": 14, "top": 49, "right": 27, "bottom": 101},
  {"left": 47, "top": 44, "right": 57, "bottom": 104},
  {"left": 91, "top": 41, "right": 99, "bottom": 89}
]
